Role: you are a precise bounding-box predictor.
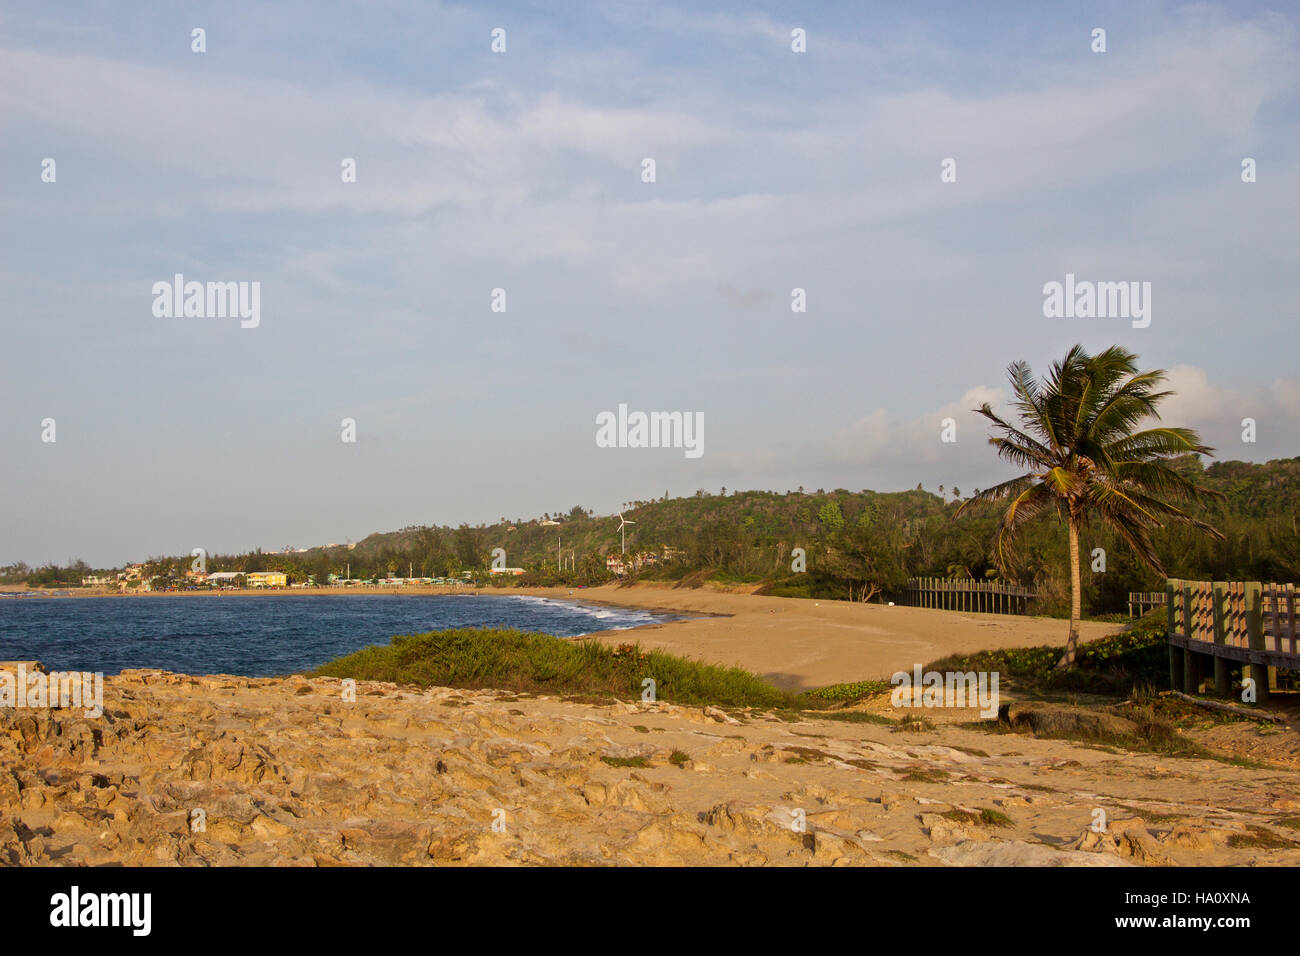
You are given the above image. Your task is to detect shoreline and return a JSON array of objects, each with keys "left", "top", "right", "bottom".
[
  {"left": 2, "top": 581, "right": 1121, "bottom": 691},
  {"left": 0, "top": 583, "right": 724, "bottom": 625}
]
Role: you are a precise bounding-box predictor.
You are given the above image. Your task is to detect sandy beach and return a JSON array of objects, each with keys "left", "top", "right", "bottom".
[
  {"left": 6, "top": 581, "right": 1118, "bottom": 691},
  {"left": 547, "top": 583, "right": 1119, "bottom": 690}
]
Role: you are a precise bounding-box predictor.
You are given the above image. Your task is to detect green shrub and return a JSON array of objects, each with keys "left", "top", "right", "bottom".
[
  {"left": 800, "top": 680, "right": 891, "bottom": 705},
  {"left": 312, "top": 627, "right": 792, "bottom": 709},
  {"left": 923, "top": 608, "right": 1169, "bottom": 697}
]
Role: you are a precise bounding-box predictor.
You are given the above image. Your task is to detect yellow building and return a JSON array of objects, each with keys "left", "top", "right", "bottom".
[{"left": 246, "top": 571, "right": 287, "bottom": 588}]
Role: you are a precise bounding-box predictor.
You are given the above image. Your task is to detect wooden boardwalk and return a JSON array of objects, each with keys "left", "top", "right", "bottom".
[
  {"left": 1166, "top": 579, "right": 1299, "bottom": 703},
  {"left": 901, "top": 577, "right": 1037, "bottom": 615},
  {"left": 1127, "top": 590, "right": 1166, "bottom": 618}
]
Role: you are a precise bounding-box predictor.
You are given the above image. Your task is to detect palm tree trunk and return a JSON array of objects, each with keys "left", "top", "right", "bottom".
[{"left": 1056, "top": 516, "right": 1082, "bottom": 668}]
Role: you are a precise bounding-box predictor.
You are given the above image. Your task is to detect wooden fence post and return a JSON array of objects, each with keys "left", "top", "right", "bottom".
[
  {"left": 1167, "top": 579, "right": 1182, "bottom": 691},
  {"left": 1211, "top": 581, "right": 1230, "bottom": 698},
  {"left": 1288, "top": 583, "right": 1297, "bottom": 655},
  {"left": 1244, "top": 582, "right": 1270, "bottom": 704},
  {"left": 1182, "top": 581, "right": 1201, "bottom": 693},
  {"left": 1265, "top": 584, "right": 1280, "bottom": 693}
]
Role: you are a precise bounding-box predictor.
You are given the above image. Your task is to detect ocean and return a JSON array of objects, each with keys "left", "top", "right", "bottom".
[{"left": 0, "top": 593, "right": 676, "bottom": 676}]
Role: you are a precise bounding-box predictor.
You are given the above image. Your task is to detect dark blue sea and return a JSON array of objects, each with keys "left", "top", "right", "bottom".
[{"left": 0, "top": 593, "right": 677, "bottom": 676}]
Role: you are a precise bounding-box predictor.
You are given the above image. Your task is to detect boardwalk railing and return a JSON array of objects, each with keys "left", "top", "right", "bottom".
[
  {"left": 1166, "top": 579, "right": 1298, "bottom": 703},
  {"left": 1127, "top": 591, "right": 1167, "bottom": 618},
  {"left": 902, "top": 577, "right": 1037, "bottom": 615}
]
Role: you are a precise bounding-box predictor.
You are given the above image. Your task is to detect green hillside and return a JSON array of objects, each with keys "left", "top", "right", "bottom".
[{"left": 8, "top": 456, "right": 1298, "bottom": 618}]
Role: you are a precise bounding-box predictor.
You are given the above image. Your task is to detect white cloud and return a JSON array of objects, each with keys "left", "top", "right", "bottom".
[{"left": 1162, "top": 365, "right": 1300, "bottom": 458}]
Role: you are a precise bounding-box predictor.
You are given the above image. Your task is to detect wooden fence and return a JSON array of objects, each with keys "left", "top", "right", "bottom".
[
  {"left": 1166, "top": 579, "right": 1299, "bottom": 703},
  {"left": 1127, "top": 591, "right": 1167, "bottom": 618},
  {"left": 902, "top": 578, "right": 1037, "bottom": 615}
]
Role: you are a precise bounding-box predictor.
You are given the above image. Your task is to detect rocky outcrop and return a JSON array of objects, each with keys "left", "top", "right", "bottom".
[{"left": 2, "top": 663, "right": 1298, "bottom": 866}]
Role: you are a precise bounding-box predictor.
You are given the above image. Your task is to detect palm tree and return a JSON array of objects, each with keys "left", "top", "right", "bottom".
[{"left": 957, "top": 345, "right": 1223, "bottom": 668}]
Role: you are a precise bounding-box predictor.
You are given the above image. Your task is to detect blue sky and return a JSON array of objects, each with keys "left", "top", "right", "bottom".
[{"left": 2, "top": 1, "right": 1297, "bottom": 567}]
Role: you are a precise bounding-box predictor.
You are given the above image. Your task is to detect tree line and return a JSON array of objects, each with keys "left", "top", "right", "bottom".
[{"left": 7, "top": 454, "right": 1296, "bottom": 617}]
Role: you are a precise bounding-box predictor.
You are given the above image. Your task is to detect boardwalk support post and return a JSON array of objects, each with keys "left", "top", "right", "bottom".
[
  {"left": 1244, "top": 582, "right": 1270, "bottom": 705},
  {"left": 1211, "top": 581, "right": 1231, "bottom": 698},
  {"left": 1167, "top": 579, "right": 1182, "bottom": 691},
  {"left": 1182, "top": 582, "right": 1203, "bottom": 693}
]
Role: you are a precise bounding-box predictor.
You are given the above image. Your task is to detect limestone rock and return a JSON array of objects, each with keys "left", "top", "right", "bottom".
[{"left": 0, "top": 667, "right": 1294, "bottom": 867}]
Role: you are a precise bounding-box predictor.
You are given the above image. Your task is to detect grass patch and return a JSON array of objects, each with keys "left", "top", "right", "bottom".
[
  {"left": 781, "top": 746, "right": 836, "bottom": 762},
  {"left": 312, "top": 627, "right": 793, "bottom": 709},
  {"left": 924, "top": 608, "right": 1169, "bottom": 698},
  {"left": 1141, "top": 694, "right": 1255, "bottom": 729},
  {"left": 1118, "top": 806, "right": 1185, "bottom": 825},
  {"left": 799, "top": 680, "right": 892, "bottom": 707},
  {"left": 600, "top": 755, "right": 649, "bottom": 768},
  {"left": 988, "top": 698, "right": 1216, "bottom": 759},
  {"left": 1222, "top": 754, "right": 1272, "bottom": 770},
  {"left": 1226, "top": 825, "right": 1298, "bottom": 850},
  {"left": 900, "top": 767, "right": 951, "bottom": 783},
  {"left": 978, "top": 808, "right": 1014, "bottom": 827},
  {"left": 939, "top": 808, "right": 1014, "bottom": 828},
  {"left": 668, "top": 749, "right": 690, "bottom": 767},
  {"left": 804, "top": 710, "right": 895, "bottom": 726},
  {"left": 995, "top": 703, "right": 1278, "bottom": 768},
  {"left": 892, "top": 713, "right": 936, "bottom": 733},
  {"left": 763, "top": 583, "right": 813, "bottom": 600}
]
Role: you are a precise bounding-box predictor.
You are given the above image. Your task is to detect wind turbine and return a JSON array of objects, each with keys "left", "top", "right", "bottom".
[{"left": 615, "top": 511, "right": 635, "bottom": 555}]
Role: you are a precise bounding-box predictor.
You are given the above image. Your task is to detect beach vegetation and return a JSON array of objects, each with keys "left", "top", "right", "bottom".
[
  {"left": 926, "top": 607, "right": 1170, "bottom": 697},
  {"left": 312, "top": 627, "right": 792, "bottom": 709}
]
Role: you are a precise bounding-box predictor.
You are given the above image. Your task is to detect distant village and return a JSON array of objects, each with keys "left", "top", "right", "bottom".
[{"left": 73, "top": 547, "right": 680, "bottom": 592}]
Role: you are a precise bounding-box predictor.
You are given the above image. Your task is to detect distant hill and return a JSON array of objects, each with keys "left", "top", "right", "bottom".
[{"left": 284, "top": 455, "right": 1300, "bottom": 615}]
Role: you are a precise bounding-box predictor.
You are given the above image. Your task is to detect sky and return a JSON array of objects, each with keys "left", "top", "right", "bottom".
[{"left": 1, "top": 1, "right": 1297, "bottom": 568}]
